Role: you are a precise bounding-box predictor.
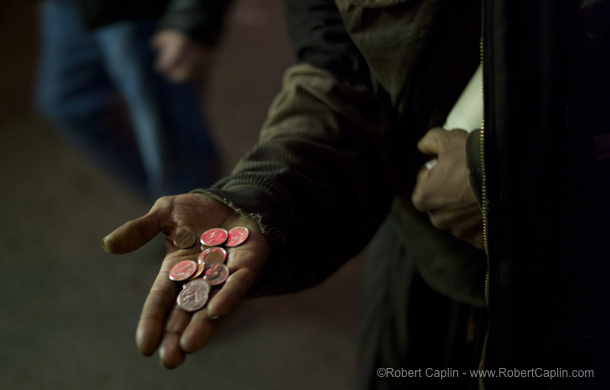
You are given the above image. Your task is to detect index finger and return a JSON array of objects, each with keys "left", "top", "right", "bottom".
[
  {"left": 179, "top": 256, "right": 261, "bottom": 353},
  {"left": 417, "top": 127, "right": 446, "bottom": 155},
  {"left": 136, "top": 255, "right": 184, "bottom": 356}
]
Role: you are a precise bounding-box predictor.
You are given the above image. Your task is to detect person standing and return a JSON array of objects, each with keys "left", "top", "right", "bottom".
[
  {"left": 102, "top": 1, "right": 610, "bottom": 389},
  {"left": 36, "top": 0, "right": 232, "bottom": 199}
]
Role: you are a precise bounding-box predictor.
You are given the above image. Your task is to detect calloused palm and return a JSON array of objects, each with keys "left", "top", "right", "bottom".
[{"left": 102, "top": 193, "right": 270, "bottom": 368}]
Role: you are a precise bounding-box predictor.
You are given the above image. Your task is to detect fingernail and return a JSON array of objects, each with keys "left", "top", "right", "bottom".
[
  {"left": 101, "top": 235, "right": 111, "bottom": 252},
  {"left": 207, "top": 312, "right": 220, "bottom": 320}
]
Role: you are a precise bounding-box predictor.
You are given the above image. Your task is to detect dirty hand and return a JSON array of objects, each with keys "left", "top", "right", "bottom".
[
  {"left": 411, "top": 127, "right": 484, "bottom": 249},
  {"left": 102, "top": 193, "right": 270, "bottom": 368}
]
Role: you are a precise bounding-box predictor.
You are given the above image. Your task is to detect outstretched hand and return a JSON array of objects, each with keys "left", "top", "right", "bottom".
[
  {"left": 411, "top": 127, "right": 484, "bottom": 250},
  {"left": 102, "top": 193, "right": 270, "bottom": 368}
]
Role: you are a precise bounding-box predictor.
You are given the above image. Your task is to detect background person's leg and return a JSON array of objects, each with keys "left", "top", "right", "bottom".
[
  {"left": 35, "top": 0, "right": 147, "bottom": 193},
  {"left": 97, "top": 20, "right": 220, "bottom": 200}
]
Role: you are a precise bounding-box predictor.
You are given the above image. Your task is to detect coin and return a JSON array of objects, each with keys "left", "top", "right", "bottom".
[
  {"left": 203, "top": 263, "right": 230, "bottom": 286},
  {"left": 177, "top": 279, "right": 210, "bottom": 312},
  {"left": 226, "top": 227, "right": 250, "bottom": 247},
  {"left": 198, "top": 247, "right": 227, "bottom": 265},
  {"left": 200, "top": 228, "right": 229, "bottom": 247},
  {"left": 184, "top": 278, "right": 211, "bottom": 295},
  {"left": 169, "top": 260, "right": 198, "bottom": 281},
  {"left": 173, "top": 229, "right": 196, "bottom": 249},
  {"left": 189, "top": 262, "right": 206, "bottom": 280}
]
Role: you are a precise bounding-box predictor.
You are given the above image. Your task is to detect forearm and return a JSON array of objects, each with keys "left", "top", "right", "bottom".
[{"left": 195, "top": 63, "right": 393, "bottom": 296}]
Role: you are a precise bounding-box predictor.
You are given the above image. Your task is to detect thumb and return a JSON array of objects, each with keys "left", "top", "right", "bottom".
[
  {"left": 417, "top": 127, "right": 446, "bottom": 155},
  {"left": 102, "top": 212, "right": 161, "bottom": 254}
]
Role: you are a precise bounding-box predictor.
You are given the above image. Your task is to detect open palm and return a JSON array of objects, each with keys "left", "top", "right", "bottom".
[{"left": 103, "top": 193, "right": 270, "bottom": 368}]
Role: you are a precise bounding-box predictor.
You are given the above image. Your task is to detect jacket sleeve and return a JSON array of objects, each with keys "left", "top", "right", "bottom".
[
  {"left": 193, "top": 0, "right": 394, "bottom": 296},
  {"left": 158, "top": 0, "right": 234, "bottom": 46}
]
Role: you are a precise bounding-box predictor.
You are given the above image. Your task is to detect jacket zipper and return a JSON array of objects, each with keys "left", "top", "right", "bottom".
[{"left": 478, "top": 33, "right": 490, "bottom": 390}]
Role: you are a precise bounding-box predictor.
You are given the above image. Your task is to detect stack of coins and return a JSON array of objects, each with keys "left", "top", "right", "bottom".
[{"left": 169, "top": 226, "right": 250, "bottom": 312}]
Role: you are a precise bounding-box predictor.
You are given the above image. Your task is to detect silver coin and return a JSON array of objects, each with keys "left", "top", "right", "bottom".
[
  {"left": 177, "top": 279, "right": 211, "bottom": 312},
  {"left": 203, "top": 263, "right": 230, "bottom": 286},
  {"left": 184, "top": 278, "right": 211, "bottom": 295}
]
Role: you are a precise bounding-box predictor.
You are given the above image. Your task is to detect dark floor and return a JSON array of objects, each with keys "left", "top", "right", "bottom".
[{"left": 0, "top": 1, "right": 363, "bottom": 389}]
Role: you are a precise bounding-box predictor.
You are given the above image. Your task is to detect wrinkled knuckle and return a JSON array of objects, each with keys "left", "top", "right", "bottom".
[
  {"left": 411, "top": 191, "right": 426, "bottom": 211},
  {"left": 154, "top": 195, "right": 175, "bottom": 209},
  {"left": 181, "top": 339, "right": 203, "bottom": 354},
  {"left": 153, "top": 196, "right": 167, "bottom": 206},
  {"left": 181, "top": 331, "right": 209, "bottom": 353},
  {"left": 450, "top": 227, "right": 469, "bottom": 241},
  {"left": 146, "top": 288, "right": 176, "bottom": 309},
  {"left": 451, "top": 128, "right": 468, "bottom": 137},
  {"left": 227, "top": 267, "right": 258, "bottom": 290},
  {"left": 431, "top": 216, "right": 449, "bottom": 231}
]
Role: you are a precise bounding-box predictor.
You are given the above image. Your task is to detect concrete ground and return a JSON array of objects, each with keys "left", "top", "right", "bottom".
[{"left": 0, "top": 1, "right": 364, "bottom": 389}]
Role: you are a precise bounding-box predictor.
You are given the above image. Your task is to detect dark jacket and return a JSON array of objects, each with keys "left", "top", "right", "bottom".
[
  {"left": 481, "top": 1, "right": 610, "bottom": 389},
  {"left": 197, "top": 0, "right": 610, "bottom": 388}
]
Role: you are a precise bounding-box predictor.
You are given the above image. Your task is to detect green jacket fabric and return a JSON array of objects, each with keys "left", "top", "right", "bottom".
[
  {"left": 198, "top": 0, "right": 487, "bottom": 305},
  {"left": 194, "top": 0, "right": 610, "bottom": 388}
]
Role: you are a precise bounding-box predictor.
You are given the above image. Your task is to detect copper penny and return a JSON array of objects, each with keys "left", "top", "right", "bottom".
[
  {"left": 169, "top": 260, "right": 198, "bottom": 281},
  {"left": 173, "top": 229, "right": 196, "bottom": 249},
  {"left": 226, "top": 227, "right": 250, "bottom": 247},
  {"left": 200, "top": 228, "right": 229, "bottom": 247},
  {"left": 203, "top": 263, "right": 230, "bottom": 286},
  {"left": 177, "top": 279, "right": 210, "bottom": 312},
  {"left": 189, "top": 262, "right": 206, "bottom": 280},
  {"left": 198, "top": 247, "right": 227, "bottom": 265}
]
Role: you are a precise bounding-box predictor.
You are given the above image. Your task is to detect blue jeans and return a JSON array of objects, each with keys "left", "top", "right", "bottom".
[{"left": 36, "top": 0, "right": 219, "bottom": 200}]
